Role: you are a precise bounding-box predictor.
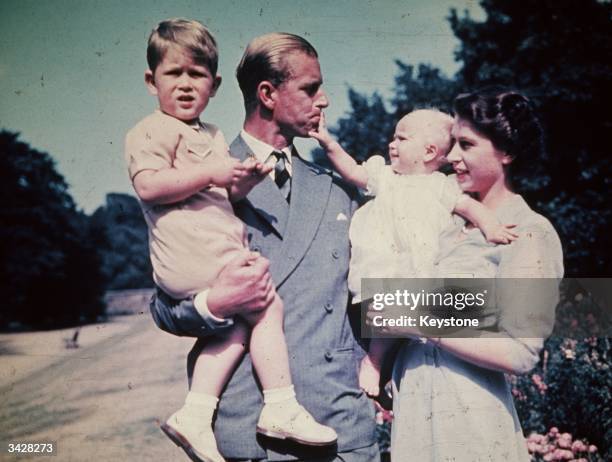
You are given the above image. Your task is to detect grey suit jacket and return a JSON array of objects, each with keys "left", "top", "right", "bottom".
[{"left": 153, "top": 135, "right": 377, "bottom": 460}]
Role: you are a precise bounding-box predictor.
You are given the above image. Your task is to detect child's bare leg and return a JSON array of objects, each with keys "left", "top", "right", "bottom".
[
  {"left": 246, "top": 293, "right": 291, "bottom": 389},
  {"left": 163, "top": 323, "right": 248, "bottom": 462},
  {"left": 360, "top": 338, "right": 395, "bottom": 397},
  {"left": 191, "top": 322, "right": 249, "bottom": 395},
  {"left": 245, "top": 293, "right": 338, "bottom": 445}
]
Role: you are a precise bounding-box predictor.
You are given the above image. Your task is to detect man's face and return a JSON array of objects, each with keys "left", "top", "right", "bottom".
[{"left": 272, "top": 52, "right": 329, "bottom": 139}]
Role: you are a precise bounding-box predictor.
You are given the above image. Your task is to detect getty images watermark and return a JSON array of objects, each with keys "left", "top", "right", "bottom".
[{"left": 360, "top": 278, "right": 611, "bottom": 339}]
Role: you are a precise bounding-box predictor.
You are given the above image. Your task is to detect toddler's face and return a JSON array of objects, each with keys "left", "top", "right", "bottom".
[
  {"left": 388, "top": 118, "right": 428, "bottom": 174},
  {"left": 145, "top": 45, "right": 221, "bottom": 123}
]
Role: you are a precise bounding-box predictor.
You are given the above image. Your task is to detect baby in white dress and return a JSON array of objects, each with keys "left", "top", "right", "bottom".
[{"left": 310, "top": 109, "right": 517, "bottom": 395}]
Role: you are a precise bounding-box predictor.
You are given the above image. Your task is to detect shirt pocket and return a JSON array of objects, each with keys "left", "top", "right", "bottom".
[{"left": 185, "top": 141, "right": 214, "bottom": 161}]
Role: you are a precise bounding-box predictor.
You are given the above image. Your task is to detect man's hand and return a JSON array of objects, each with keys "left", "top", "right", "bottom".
[
  {"left": 229, "top": 157, "right": 273, "bottom": 201},
  {"left": 206, "top": 251, "right": 275, "bottom": 319},
  {"left": 209, "top": 157, "right": 246, "bottom": 188}
]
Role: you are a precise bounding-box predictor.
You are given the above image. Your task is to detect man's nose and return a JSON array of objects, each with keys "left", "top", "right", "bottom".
[{"left": 316, "top": 89, "right": 329, "bottom": 109}]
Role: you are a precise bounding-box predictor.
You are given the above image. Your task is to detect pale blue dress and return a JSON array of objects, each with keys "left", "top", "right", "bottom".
[{"left": 391, "top": 195, "right": 564, "bottom": 462}]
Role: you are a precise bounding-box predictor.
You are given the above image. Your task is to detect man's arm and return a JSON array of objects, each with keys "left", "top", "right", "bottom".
[
  {"left": 309, "top": 113, "right": 368, "bottom": 189},
  {"left": 151, "top": 251, "right": 274, "bottom": 337}
]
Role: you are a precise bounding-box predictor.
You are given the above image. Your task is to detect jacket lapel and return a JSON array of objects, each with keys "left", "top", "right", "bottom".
[
  {"left": 271, "top": 154, "right": 331, "bottom": 285},
  {"left": 229, "top": 136, "right": 289, "bottom": 237}
]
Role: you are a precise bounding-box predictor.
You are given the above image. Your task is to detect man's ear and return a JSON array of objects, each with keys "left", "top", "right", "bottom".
[
  {"left": 256, "top": 81, "right": 276, "bottom": 111},
  {"left": 144, "top": 70, "right": 157, "bottom": 96},
  {"left": 210, "top": 75, "right": 222, "bottom": 97}
]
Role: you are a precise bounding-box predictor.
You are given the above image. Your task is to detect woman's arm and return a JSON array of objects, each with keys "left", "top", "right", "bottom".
[
  {"left": 373, "top": 218, "right": 563, "bottom": 374},
  {"left": 443, "top": 219, "right": 562, "bottom": 373}
]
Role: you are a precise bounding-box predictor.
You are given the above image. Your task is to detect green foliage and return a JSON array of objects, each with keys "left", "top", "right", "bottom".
[
  {"left": 89, "top": 193, "right": 153, "bottom": 290},
  {"left": 511, "top": 284, "right": 611, "bottom": 460},
  {"left": 326, "top": 64, "right": 457, "bottom": 166},
  {"left": 448, "top": 0, "right": 612, "bottom": 275},
  {"left": 0, "top": 131, "right": 105, "bottom": 328},
  {"left": 324, "top": 0, "right": 611, "bottom": 275}
]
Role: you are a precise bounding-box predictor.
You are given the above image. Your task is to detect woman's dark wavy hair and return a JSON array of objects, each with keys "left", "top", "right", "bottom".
[{"left": 453, "top": 87, "right": 545, "bottom": 183}]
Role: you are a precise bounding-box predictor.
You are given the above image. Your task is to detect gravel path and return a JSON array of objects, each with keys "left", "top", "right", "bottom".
[{"left": 0, "top": 314, "right": 197, "bottom": 461}]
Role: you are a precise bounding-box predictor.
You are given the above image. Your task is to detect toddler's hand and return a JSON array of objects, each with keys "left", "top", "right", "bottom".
[
  {"left": 210, "top": 157, "right": 245, "bottom": 188},
  {"left": 483, "top": 223, "right": 518, "bottom": 244},
  {"left": 308, "top": 112, "right": 335, "bottom": 149},
  {"left": 229, "top": 157, "right": 272, "bottom": 201}
]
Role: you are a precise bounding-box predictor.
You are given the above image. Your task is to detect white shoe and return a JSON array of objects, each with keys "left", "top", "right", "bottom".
[
  {"left": 161, "top": 411, "right": 225, "bottom": 462},
  {"left": 256, "top": 405, "right": 338, "bottom": 446}
]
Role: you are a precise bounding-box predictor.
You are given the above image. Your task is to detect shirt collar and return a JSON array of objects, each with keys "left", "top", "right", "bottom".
[
  {"left": 155, "top": 109, "right": 202, "bottom": 131},
  {"left": 240, "top": 129, "right": 293, "bottom": 166}
]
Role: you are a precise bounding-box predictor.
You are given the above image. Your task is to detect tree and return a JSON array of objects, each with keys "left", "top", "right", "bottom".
[
  {"left": 0, "top": 131, "right": 106, "bottom": 328},
  {"left": 324, "top": 64, "right": 457, "bottom": 165},
  {"left": 89, "top": 193, "right": 153, "bottom": 290},
  {"left": 449, "top": 0, "right": 612, "bottom": 275},
  {"left": 323, "top": 0, "right": 611, "bottom": 275}
]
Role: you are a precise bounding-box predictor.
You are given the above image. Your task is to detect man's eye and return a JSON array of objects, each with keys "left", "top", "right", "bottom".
[{"left": 459, "top": 141, "right": 472, "bottom": 149}]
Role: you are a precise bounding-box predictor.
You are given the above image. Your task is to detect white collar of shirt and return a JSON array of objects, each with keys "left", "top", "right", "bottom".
[{"left": 240, "top": 129, "right": 293, "bottom": 177}]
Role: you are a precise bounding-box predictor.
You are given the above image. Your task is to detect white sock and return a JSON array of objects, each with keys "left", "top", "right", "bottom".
[
  {"left": 180, "top": 391, "right": 218, "bottom": 424},
  {"left": 262, "top": 385, "right": 301, "bottom": 415}
]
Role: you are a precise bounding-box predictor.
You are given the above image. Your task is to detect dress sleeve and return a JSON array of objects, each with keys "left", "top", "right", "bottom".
[
  {"left": 363, "top": 155, "right": 387, "bottom": 196},
  {"left": 494, "top": 217, "right": 564, "bottom": 372}
]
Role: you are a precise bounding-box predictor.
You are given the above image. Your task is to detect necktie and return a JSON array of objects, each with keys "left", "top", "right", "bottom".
[{"left": 272, "top": 151, "right": 291, "bottom": 202}]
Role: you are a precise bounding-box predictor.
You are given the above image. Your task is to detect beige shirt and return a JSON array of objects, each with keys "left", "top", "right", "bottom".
[{"left": 125, "top": 111, "right": 246, "bottom": 298}]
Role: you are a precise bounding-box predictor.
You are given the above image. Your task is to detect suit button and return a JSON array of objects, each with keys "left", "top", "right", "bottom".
[
  {"left": 324, "top": 351, "right": 333, "bottom": 361},
  {"left": 324, "top": 303, "right": 333, "bottom": 313},
  {"left": 332, "top": 249, "right": 340, "bottom": 259},
  {"left": 252, "top": 245, "right": 261, "bottom": 252}
]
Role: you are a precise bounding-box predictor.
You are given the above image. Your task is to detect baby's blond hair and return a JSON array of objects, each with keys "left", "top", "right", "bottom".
[{"left": 400, "top": 109, "right": 454, "bottom": 163}]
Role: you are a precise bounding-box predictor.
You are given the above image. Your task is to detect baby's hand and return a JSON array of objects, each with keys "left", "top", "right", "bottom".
[
  {"left": 210, "top": 157, "right": 245, "bottom": 188},
  {"left": 308, "top": 112, "right": 335, "bottom": 149},
  {"left": 359, "top": 355, "right": 382, "bottom": 398},
  {"left": 483, "top": 223, "right": 518, "bottom": 244},
  {"left": 229, "top": 157, "right": 271, "bottom": 201}
]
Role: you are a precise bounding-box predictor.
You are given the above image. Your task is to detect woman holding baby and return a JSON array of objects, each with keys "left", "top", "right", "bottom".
[{"left": 388, "top": 88, "right": 563, "bottom": 461}]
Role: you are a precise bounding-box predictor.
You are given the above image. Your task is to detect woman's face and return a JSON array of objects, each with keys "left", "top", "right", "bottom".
[{"left": 447, "top": 117, "right": 512, "bottom": 197}]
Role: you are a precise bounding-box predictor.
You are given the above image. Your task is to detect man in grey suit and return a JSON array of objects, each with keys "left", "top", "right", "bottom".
[{"left": 151, "top": 32, "right": 378, "bottom": 461}]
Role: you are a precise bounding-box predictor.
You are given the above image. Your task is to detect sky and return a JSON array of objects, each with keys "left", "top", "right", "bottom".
[{"left": 0, "top": 0, "right": 484, "bottom": 213}]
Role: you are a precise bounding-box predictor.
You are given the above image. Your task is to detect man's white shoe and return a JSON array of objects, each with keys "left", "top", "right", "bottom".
[
  {"left": 256, "top": 405, "right": 338, "bottom": 446},
  {"left": 161, "top": 411, "right": 225, "bottom": 462}
]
